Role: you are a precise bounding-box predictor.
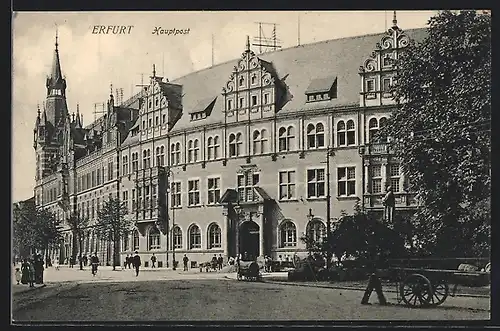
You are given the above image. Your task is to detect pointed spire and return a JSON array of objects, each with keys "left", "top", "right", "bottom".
[
  {"left": 110, "top": 83, "right": 114, "bottom": 98},
  {"left": 153, "top": 64, "right": 156, "bottom": 77},
  {"left": 245, "top": 35, "right": 250, "bottom": 52},
  {"left": 392, "top": 10, "right": 398, "bottom": 28},
  {"left": 37, "top": 104, "right": 41, "bottom": 117},
  {"left": 55, "top": 25, "right": 59, "bottom": 51},
  {"left": 75, "top": 104, "right": 82, "bottom": 128}
]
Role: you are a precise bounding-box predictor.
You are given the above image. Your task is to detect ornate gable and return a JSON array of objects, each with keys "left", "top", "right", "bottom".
[
  {"left": 222, "top": 36, "right": 283, "bottom": 122},
  {"left": 359, "top": 13, "right": 412, "bottom": 108}
]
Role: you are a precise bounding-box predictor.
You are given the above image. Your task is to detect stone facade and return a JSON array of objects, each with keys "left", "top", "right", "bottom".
[{"left": 33, "top": 20, "right": 422, "bottom": 267}]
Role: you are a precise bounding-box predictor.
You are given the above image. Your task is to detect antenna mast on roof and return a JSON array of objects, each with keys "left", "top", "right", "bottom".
[
  {"left": 211, "top": 34, "right": 214, "bottom": 66},
  {"left": 297, "top": 13, "right": 300, "bottom": 46},
  {"left": 93, "top": 102, "right": 106, "bottom": 121},
  {"left": 135, "top": 72, "right": 149, "bottom": 90},
  {"left": 252, "top": 22, "right": 282, "bottom": 54}
]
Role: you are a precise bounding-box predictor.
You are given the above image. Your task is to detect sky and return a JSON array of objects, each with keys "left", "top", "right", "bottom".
[{"left": 12, "top": 10, "right": 437, "bottom": 202}]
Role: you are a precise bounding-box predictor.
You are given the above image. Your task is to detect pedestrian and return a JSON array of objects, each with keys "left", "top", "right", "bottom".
[
  {"left": 183, "top": 254, "right": 189, "bottom": 271},
  {"left": 90, "top": 252, "right": 99, "bottom": 276},
  {"left": 15, "top": 267, "right": 21, "bottom": 285},
  {"left": 150, "top": 253, "right": 157, "bottom": 268},
  {"left": 54, "top": 257, "right": 60, "bottom": 271},
  {"left": 211, "top": 254, "right": 217, "bottom": 271},
  {"left": 125, "top": 254, "right": 130, "bottom": 268},
  {"left": 83, "top": 255, "right": 88, "bottom": 267},
  {"left": 132, "top": 251, "right": 141, "bottom": 276},
  {"left": 28, "top": 260, "right": 35, "bottom": 287},
  {"left": 127, "top": 254, "right": 132, "bottom": 269},
  {"left": 217, "top": 254, "right": 223, "bottom": 270},
  {"left": 382, "top": 185, "right": 395, "bottom": 222},
  {"left": 34, "top": 253, "right": 44, "bottom": 284}
]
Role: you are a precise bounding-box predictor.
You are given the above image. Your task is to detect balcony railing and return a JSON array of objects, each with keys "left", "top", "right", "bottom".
[
  {"left": 363, "top": 192, "right": 418, "bottom": 209},
  {"left": 359, "top": 143, "right": 395, "bottom": 156}
]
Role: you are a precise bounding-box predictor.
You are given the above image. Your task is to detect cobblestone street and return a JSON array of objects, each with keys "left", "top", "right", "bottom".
[{"left": 11, "top": 266, "right": 490, "bottom": 322}]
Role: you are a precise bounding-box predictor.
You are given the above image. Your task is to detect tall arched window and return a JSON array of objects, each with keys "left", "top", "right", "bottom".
[
  {"left": 171, "top": 142, "right": 181, "bottom": 165},
  {"left": 207, "top": 137, "right": 214, "bottom": 160},
  {"left": 133, "top": 230, "right": 140, "bottom": 251},
  {"left": 229, "top": 133, "right": 242, "bottom": 157},
  {"left": 307, "top": 123, "right": 325, "bottom": 149},
  {"left": 337, "top": 121, "right": 346, "bottom": 146},
  {"left": 252, "top": 129, "right": 268, "bottom": 155},
  {"left": 188, "top": 140, "right": 194, "bottom": 163},
  {"left": 142, "top": 149, "right": 151, "bottom": 169},
  {"left": 306, "top": 219, "right": 326, "bottom": 242},
  {"left": 193, "top": 139, "right": 199, "bottom": 162},
  {"left": 279, "top": 220, "right": 297, "bottom": 247},
  {"left": 122, "top": 231, "right": 130, "bottom": 251},
  {"left": 148, "top": 226, "right": 161, "bottom": 250},
  {"left": 346, "top": 120, "right": 356, "bottom": 145},
  {"left": 189, "top": 224, "right": 201, "bottom": 249},
  {"left": 156, "top": 146, "right": 165, "bottom": 166},
  {"left": 208, "top": 223, "right": 221, "bottom": 249},
  {"left": 278, "top": 126, "right": 295, "bottom": 152},
  {"left": 368, "top": 118, "right": 379, "bottom": 142},
  {"left": 173, "top": 226, "right": 182, "bottom": 249}
]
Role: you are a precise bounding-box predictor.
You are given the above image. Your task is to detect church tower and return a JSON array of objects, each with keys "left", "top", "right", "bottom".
[
  {"left": 44, "top": 29, "right": 68, "bottom": 127},
  {"left": 34, "top": 31, "right": 68, "bottom": 182}
]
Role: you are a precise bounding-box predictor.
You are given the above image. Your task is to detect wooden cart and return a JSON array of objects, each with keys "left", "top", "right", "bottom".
[{"left": 384, "top": 266, "right": 490, "bottom": 308}]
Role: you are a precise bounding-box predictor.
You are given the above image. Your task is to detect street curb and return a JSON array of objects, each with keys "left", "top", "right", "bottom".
[{"left": 259, "top": 279, "right": 490, "bottom": 299}]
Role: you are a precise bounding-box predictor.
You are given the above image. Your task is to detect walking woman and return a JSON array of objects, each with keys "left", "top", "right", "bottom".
[{"left": 21, "top": 258, "right": 30, "bottom": 285}]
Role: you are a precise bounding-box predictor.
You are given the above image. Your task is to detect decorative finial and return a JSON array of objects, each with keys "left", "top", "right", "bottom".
[
  {"left": 110, "top": 83, "right": 113, "bottom": 97},
  {"left": 245, "top": 35, "right": 250, "bottom": 52},
  {"left": 392, "top": 10, "right": 398, "bottom": 28},
  {"left": 37, "top": 104, "right": 40, "bottom": 115},
  {"left": 55, "top": 24, "right": 59, "bottom": 51},
  {"left": 76, "top": 103, "right": 80, "bottom": 113},
  {"left": 153, "top": 64, "right": 156, "bottom": 77}
]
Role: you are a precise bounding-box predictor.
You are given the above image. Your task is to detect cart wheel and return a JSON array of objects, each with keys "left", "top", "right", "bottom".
[
  {"left": 430, "top": 279, "right": 449, "bottom": 306},
  {"left": 400, "top": 274, "right": 433, "bottom": 308}
]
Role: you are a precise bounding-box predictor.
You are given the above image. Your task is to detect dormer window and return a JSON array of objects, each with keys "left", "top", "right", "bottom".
[
  {"left": 189, "top": 96, "right": 217, "bottom": 122},
  {"left": 305, "top": 76, "right": 337, "bottom": 103}
]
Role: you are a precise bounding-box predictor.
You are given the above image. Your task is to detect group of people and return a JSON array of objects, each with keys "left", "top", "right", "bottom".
[
  {"left": 124, "top": 252, "right": 142, "bottom": 276},
  {"left": 15, "top": 253, "right": 45, "bottom": 287},
  {"left": 210, "top": 254, "right": 224, "bottom": 271}
]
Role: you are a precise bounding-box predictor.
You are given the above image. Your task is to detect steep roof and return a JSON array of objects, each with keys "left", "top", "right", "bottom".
[{"left": 168, "top": 28, "right": 427, "bottom": 131}]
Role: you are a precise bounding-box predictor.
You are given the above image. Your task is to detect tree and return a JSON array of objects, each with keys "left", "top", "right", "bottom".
[
  {"left": 95, "top": 197, "right": 131, "bottom": 270},
  {"left": 67, "top": 213, "right": 90, "bottom": 270},
  {"left": 379, "top": 10, "right": 491, "bottom": 257},
  {"left": 13, "top": 203, "right": 38, "bottom": 258},
  {"left": 33, "top": 208, "right": 63, "bottom": 266}
]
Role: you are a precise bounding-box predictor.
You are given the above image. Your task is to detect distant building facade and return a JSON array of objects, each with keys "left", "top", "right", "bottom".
[{"left": 33, "top": 19, "right": 422, "bottom": 267}]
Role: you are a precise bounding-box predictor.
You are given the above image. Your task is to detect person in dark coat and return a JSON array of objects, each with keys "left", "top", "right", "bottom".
[
  {"left": 33, "top": 254, "right": 44, "bottom": 284},
  {"left": 217, "top": 254, "right": 224, "bottom": 270},
  {"left": 150, "top": 253, "right": 157, "bottom": 268},
  {"left": 21, "top": 259, "right": 31, "bottom": 285},
  {"left": 83, "top": 255, "right": 88, "bottom": 267},
  {"left": 132, "top": 251, "right": 141, "bottom": 276},
  {"left": 183, "top": 254, "right": 189, "bottom": 271}
]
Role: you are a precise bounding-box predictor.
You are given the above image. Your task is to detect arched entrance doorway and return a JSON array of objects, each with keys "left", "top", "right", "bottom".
[{"left": 239, "top": 221, "right": 260, "bottom": 260}]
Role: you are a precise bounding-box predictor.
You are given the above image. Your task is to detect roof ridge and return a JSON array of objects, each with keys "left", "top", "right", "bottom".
[{"left": 170, "top": 27, "right": 427, "bottom": 84}]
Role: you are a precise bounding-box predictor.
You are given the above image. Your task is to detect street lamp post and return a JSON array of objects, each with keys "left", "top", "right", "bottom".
[{"left": 325, "top": 146, "right": 334, "bottom": 270}]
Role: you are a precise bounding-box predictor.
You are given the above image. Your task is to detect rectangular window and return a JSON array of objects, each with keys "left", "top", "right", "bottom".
[
  {"left": 279, "top": 170, "right": 296, "bottom": 200},
  {"left": 108, "top": 162, "right": 114, "bottom": 180},
  {"left": 251, "top": 95, "right": 257, "bottom": 106},
  {"left": 237, "top": 172, "right": 260, "bottom": 202},
  {"left": 207, "top": 177, "right": 221, "bottom": 205},
  {"left": 383, "top": 78, "right": 392, "bottom": 92},
  {"left": 97, "top": 169, "right": 101, "bottom": 185},
  {"left": 371, "top": 165, "right": 382, "bottom": 194},
  {"left": 162, "top": 114, "right": 167, "bottom": 124},
  {"left": 239, "top": 97, "right": 244, "bottom": 108},
  {"left": 91, "top": 199, "right": 95, "bottom": 219},
  {"left": 123, "top": 191, "right": 129, "bottom": 212},
  {"left": 152, "top": 185, "right": 157, "bottom": 210},
  {"left": 91, "top": 171, "right": 96, "bottom": 187},
  {"left": 148, "top": 118, "right": 152, "bottom": 128},
  {"left": 155, "top": 116, "right": 159, "bottom": 126},
  {"left": 307, "top": 168, "right": 325, "bottom": 198},
  {"left": 96, "top": 197, "right": 100, "bottom": 214},
  {"left": 337, "top": 167, "right": 356, "bottom": 196},
  {"left": 188, "top": 179, "right": 200, "bottom": 206},
  {"left": 132, "top": 189, "right": 136, "bottom": 212},
  {"left": 389, "top": 163, "right": 401, "bottom": 192},
  {"left": 366, "top": 79, "right": 375, "bottom": 92},
  {"left": 264, "top": 93, "right": 269, "bottom": 104},
  {"left": 171, "top": 182, "right": 182, "bottom": 208},
  {"left": 227, "top": 99, "right": 233, "bottom": 110},
  {"left": 122, "top": 156, "right": 129, "bottom": 175}
]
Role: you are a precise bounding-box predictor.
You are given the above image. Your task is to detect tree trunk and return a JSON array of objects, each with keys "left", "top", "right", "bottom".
[
  {"left": 112, "top": 231, "right": 119, "bottom": 271},
  {"left": 79, "top": 236, "right": 83, "bottom": 270},
  {"left": 45, "top": 244, "right": 50, "bottom": 268}
]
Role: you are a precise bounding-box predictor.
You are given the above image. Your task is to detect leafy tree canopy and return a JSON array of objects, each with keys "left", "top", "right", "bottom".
[{"left": 379, "top": 10, "right": 491, "bottom": 257}]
